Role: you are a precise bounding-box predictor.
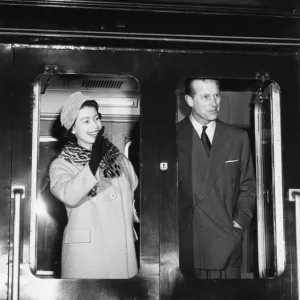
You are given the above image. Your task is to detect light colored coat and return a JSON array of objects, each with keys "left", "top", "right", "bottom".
[{"left": 49, "top": 153, "right": 139, "bottom": 279}]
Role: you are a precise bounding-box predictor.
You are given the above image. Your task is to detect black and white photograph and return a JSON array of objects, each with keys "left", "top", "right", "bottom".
[{"left": 0, "top": 0, "right": 299, "bottom": 299}]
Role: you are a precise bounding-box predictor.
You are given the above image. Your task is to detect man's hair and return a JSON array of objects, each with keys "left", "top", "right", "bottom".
[
  {"left": 64, "top": 99, "right": 102, "bottom": 140},
  {"left": 185, "top": 78, "right": 220, "bottom": 97}
]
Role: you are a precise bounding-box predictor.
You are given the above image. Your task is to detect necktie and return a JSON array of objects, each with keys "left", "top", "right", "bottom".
[{"left": 201, "top": 126, "right": 211, "bottom": 156}]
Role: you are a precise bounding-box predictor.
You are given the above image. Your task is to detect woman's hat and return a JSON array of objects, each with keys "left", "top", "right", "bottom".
[{"left": 60, "top": 91, "right": 91, "bottom": 130}]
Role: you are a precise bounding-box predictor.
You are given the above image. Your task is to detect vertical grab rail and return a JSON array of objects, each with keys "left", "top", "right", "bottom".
[
  {"left": 270, "top": 84, "right": 285, "bottom": 277},
  {"left": 295, "top": 192, "right": 300, "bottom": 300},
  {"left": 289, "top": 189, "right": 300, "bottom": 300},
  {"left": 11, "top": 186, "right": 25, "bottom": 300}
]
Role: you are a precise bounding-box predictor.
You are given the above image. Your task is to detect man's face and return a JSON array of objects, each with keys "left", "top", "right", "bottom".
[{"left": 185, "top": 80, "right": 221, "bottom": 125}]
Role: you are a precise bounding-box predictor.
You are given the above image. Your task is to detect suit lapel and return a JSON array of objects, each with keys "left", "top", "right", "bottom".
[
  {"left": 178, "top": 118, "right": 206, "bottom": 178},
  {"left": 191, "top": 129, "right": 207, "bottom": 191},
  {"left": 200, "top": 121, "right": 232, "bottom": 199}
]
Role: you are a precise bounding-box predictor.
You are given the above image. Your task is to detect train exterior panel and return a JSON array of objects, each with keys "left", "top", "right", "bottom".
[{"left": 0, "top": 1, "right": 300, "bottom": 299}]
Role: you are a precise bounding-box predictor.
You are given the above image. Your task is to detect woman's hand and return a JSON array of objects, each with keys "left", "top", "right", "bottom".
[{"left": 89, "top": 126, "right": 107, "bottom": 175}]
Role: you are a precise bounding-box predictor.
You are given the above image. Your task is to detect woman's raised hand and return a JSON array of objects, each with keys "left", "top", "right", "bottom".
[{"left": 89, "top": 126, "right": 107, "bottom": 175}]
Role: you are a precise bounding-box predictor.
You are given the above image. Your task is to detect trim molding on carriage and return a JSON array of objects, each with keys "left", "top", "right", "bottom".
[
  {"left": 0, "top": 29, "right": 300, "bottom": 47},
  {"left": 0, "top": 0, "right": 298, "bottom": 17}
]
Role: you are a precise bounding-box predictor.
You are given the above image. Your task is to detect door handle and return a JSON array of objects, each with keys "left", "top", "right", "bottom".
[
  {"left": 11, "top": 185, "right": 26, "bottom": 300},
  {"left": 289, "top": 189, "right": 300, "bottom": 300}
]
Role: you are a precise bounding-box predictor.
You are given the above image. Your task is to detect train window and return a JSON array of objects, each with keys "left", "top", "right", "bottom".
[
  {"left": 30, "top": 74, "right": 140, "bottom": 279},
  {"left": 176, "top": 78, "right": 285, "bottom": 280}
]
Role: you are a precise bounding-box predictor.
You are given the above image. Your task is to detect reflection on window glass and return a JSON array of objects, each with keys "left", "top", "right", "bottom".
[
  {"left": 34, "top": 75, "right": 140, "bottom": 279},
  {"left": 177, "top": 78, "right": 257, "bottom": 279},
  {"left": 261, "top": 107, "right": 275, "bottom": 276}
]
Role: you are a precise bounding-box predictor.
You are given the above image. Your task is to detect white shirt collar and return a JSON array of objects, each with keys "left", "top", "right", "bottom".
[{"left": 189, "top": 114, "right": 216, "bottom": 143}]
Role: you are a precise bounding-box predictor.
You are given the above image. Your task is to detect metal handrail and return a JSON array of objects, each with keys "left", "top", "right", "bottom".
[
  {"left": 289, "top": 190, "right": 300, "bottom": 300},
  {"left": 11, "top": 186, "right": 25, "bottom": 300}
]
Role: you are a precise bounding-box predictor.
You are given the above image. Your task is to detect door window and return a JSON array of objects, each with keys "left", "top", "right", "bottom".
[
  {"left": 176, "top": 78, "right": 284, "bottom": 279},
  {"left": 30, "top": 74, "right": 141, "bottom": 279}
]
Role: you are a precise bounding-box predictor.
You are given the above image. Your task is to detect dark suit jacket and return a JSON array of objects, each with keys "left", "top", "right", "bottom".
[{"left": 177, "top": 117, "right": 256, "bottom": 273}]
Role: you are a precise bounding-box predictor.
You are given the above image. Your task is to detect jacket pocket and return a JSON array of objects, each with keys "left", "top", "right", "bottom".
[
  {"left": 64, "top": 228, "right": 91, "bottom": 244},
  {"left": 224, "top": 160, "right": 241, "bottom": 180}
]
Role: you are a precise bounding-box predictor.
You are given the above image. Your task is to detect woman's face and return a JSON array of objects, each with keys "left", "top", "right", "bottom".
[{"left": 72, "top": 106, "right": 102, "bottom": 150}]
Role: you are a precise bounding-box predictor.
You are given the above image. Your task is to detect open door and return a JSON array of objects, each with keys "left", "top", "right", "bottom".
[{"left": 254, "top": 81, "right": 285, "bottom": 278}]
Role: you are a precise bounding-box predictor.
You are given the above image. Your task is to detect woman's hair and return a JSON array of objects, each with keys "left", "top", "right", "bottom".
[{"left": 63, "top": 99, "right": 101, "bottom": 140}]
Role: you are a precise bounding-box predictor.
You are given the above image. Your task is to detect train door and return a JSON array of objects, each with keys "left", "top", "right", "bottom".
[
  {"left": 158, "top": 52, "right": 299, "bottom": 299},
  {"left": 8, "top": 47, "right": 162, "bottom": 300},
  {"left": 35, "top": 74, "right": 141, "bottom": 277}
]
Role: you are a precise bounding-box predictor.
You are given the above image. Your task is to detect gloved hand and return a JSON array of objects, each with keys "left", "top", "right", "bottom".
[{"left": 89, "top": 126, "right": 107, "bottom": 176}]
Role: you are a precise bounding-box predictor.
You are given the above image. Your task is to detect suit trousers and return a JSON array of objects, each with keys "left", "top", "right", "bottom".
[{"left": 193, "top": 235, "right": 243, "bottom": 279}]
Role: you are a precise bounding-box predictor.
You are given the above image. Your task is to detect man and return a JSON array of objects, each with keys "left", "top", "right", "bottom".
[{"left": 177, "top": 78, "right": 256, "bottom": 279}]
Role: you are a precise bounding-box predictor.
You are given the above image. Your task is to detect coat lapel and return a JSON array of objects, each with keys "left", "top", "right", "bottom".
[{"left": 200, "top": 121, "right": 232, "bottom": 199}]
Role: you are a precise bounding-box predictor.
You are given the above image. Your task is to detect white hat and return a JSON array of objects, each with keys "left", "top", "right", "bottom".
[{"left": 60, "top": 91, "right": 91, "bottom": 130}]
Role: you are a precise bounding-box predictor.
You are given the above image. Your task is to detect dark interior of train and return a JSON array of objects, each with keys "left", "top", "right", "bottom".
[{"left": 32, "top": 74, "right": 275, "bottom": 280}]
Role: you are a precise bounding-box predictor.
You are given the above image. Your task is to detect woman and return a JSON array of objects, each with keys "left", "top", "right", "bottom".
[{"left": 49, "top": 91, "right": 139, "bottom": 279}]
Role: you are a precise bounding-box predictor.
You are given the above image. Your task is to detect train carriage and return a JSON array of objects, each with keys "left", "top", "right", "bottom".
[{"left": 0, "top": 1, "right": 300, "bottom": 299}]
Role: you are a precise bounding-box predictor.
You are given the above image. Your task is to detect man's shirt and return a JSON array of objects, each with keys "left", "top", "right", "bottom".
[{"left": 189, "top": 114, "right": 216, "bottom": 144}]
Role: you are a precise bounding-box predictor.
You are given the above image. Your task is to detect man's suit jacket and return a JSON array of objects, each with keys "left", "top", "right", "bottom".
[{"left": 177, "top": 117, "right": 256, "bottom": 273}]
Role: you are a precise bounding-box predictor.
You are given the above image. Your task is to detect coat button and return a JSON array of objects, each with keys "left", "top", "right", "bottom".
[{"left": 109, "top": 192, "right": 117, "bottom": 200}]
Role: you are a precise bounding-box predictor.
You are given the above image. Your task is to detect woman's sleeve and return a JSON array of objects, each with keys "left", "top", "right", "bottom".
[
  {"left": 120, "top": 154, "right": 139, "bottom": 222},
  {"left": 122, "top": 154, "right": 138, "bottom": 191},
  {"left": 49, "top": 158, "right": 98, "bottom": 208}
]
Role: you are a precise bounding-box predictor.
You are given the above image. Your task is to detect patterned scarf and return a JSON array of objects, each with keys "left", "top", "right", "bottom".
[{"left": 59, "top": 139, "right": 120, "bottom": 197}]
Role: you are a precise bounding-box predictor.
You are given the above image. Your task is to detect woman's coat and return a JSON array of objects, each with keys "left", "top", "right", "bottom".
[{"left": 49, "top": 153, "right": 138, "bottom": 279}]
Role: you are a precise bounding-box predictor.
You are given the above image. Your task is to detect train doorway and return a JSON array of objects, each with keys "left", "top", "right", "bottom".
[{"left": 175, "top": 78, "right": 284, "bottom": 280}]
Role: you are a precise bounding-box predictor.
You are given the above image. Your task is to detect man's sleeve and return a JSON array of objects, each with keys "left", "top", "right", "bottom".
[{"left": 233, "top": 131, "right": 256, "bottom": 231}]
